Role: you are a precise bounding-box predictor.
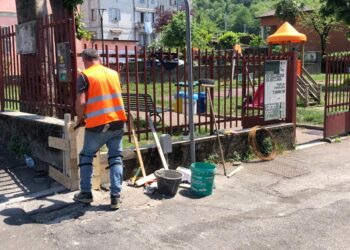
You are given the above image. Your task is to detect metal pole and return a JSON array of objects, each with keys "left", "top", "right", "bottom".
[
  {"left": 184, "top": 0, "right": 195, "bottom": 163},
  {"left": 98, "top": 8, "right": 106, "bottom": 64}
]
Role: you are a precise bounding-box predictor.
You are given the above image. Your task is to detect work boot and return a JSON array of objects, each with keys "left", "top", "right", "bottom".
[
  {"left": 111, "top": 194, "right": 121, "bottom": 210},
  {"left": 73, "top": 192, "right": 93, "bottom": 204}
]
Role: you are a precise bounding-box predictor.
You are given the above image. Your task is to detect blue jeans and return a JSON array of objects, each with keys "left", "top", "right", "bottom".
[{"left": 79, "top": 128, "right": 124, "bottom": 196}]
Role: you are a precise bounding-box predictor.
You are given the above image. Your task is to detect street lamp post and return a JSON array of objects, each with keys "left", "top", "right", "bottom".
[
  {"left": 184, "top": 0, "right": 195, "bottom": 163},
  {"left": 97, "top": 8, "right": 106, "bottom": 64}
]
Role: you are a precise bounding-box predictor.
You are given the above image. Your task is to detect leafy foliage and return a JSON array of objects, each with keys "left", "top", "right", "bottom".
[
  {"left": 249, "top": 34, "right": 266, "bottom": 47},
  {"left": 63, "top": 0, "right": 84, "bottom": 10},
  {"left": 160, "top": 11, "right": 212, "bottom": 49},
  {"left": 300, "top": 1, "right": 338, "bottom": 56},
  {"left": 231, "top": 5, "right": 259, "bottom": 33},
  {"left": 75, "top": 12, "right": 93, "bottom": 40},
  {"left": 218, "top": 32, "right": 240, "bottom": 49},
  {"left": 7, "top": 135, "right": 30, "bottom": 159},
  {"left": 154, "top": 10, "right": 175, "bottom": 33},
  {"left": 274, "top": 0, "right": 305, "bottom": 24},
  {"left": 323, "top": 0, "right": 350, "bottom": 25}
]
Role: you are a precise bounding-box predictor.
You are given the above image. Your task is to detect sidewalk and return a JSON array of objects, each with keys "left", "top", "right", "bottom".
[{"left": 1, "top": 138, "right": 350, "bottom": 249}]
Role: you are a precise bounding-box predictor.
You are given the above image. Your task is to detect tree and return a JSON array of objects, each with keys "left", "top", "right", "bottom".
[
  {"left": 154, "top": 10, "right": 175, "bottom": 33},
  {"left": 300, "top": 2, "right": 338, "bottom": 56},
  {"left": 231, "top": 5, "right": 259, "bottom": 33},
  {"left": 275, "top": 0, "right": 305, "bottom": 25},
  {"left": 234, "top": 0, "right": 254, "bottom": 7},
  {"left": 160, "top": 11, "right": 212, "bottom": 49},
  {"left": 15, "top": 0, "right": 48, "bottom": 24},
  {"left": 323, "top": 0, "right": 350, "bottom": 26}
]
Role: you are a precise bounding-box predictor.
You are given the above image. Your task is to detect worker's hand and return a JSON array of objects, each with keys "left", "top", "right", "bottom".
[{"left": 74, "top": 119, "right": 85, "bottom": 130}]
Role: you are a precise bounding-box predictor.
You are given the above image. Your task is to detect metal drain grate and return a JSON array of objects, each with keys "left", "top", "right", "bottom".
[{"left": 264, "top": 163, "right": 309, "bottom": 178}]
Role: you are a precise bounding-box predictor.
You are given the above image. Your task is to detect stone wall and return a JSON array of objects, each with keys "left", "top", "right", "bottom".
[
  {"left": 0, "top": 112, "right": 64, "bottom": 169},
  {"left": 123, "top": 123, "right": 295, "bottom": 177},
  {"left": 0, "top": 112, "right": 294, "bottom": 181}
]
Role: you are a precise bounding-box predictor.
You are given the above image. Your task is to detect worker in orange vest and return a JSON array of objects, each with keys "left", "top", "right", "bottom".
[{"left": 74, "top": 48, "right": 127, "bottom": 210}]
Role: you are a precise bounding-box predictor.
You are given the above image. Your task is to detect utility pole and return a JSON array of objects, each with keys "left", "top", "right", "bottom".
[
  {"left": 184, "top": 0, "right": 195, "bottom": 163},
  {"left": 97, "top": 8, "right": 106, "bottom": 64}
]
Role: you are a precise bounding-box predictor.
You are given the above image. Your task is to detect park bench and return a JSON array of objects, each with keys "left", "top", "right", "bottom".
[{"left": 122, "top": 93, "right": 171, "bottom": 122}]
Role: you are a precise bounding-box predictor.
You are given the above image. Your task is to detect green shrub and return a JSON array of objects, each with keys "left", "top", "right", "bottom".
[
  {"left": 205, "top": 153, "right": 220, "bottom": 164},
  {"left": 7, "top": 135, "right": 30, "bottom": 159}
]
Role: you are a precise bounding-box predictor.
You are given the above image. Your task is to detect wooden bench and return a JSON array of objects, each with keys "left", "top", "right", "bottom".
[{"left": 122, "top": 93, "right": 170, "bottom": 122}]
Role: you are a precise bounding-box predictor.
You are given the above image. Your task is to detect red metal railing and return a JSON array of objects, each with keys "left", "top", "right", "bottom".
[
  {"left": 78, "top": 44, "right": 296, "bottom": 141},
  {"left": 0, "top": 14, "right": 297, "bottom": 140},
  {"left": 0, "top": 10, "right": 77, "bottom": 118}
]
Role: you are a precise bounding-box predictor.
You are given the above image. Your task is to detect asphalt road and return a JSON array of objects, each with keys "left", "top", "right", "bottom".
[{"left": 1, "top": 138, "right": 350, "bottom": 250}]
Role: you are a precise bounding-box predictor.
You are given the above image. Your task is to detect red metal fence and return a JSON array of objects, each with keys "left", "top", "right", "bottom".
[
  {"left": 324, "top": 54, "right": 350, "bottom": 138},
  {"left": 79, "top": 44, "right": 297, "bottom": 140},
  {"left": 0, "top": 11, "right": 77, "bottom": 118},
  {"left": 0, "top": 11, "right": 297, "bottom": 140}
]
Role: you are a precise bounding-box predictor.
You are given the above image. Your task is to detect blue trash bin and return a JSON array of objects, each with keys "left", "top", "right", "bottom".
[{"left": 197, "top": 92, "right": 207, "bottom": 114}]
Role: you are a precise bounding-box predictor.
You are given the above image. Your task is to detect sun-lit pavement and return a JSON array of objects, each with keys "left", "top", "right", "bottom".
[{"left": 0, "top": 138, "right": 349, "bottom": 250}]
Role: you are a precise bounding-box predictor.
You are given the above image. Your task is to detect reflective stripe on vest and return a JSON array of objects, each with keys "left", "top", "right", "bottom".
[
  {"left": 86, "top": 104, "right": 125, "bottom": 119},
  {"left": 87, "top": 92, "right": 122, "bottom": 105}
]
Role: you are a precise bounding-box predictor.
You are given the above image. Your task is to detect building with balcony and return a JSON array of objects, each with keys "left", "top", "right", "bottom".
[
  {"left": 80, "top": 0, "right": 135, "bottom": 41},
  {"left": 80, "top": 0, "right": 187, "bottom": 46}
]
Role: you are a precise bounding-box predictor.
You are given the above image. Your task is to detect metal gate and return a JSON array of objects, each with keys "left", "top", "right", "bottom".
[
  {"left": 0, "top": 10, "right": 77, "bottom": 118},
  {"left": 324, "top": 54, "right": 350, "bottom": 138},
  {"left": 241, "top": 52, "right": 298, "bottom": 128}
]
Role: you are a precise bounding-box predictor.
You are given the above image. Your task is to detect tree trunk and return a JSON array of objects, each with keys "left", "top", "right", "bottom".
[
  {"left": 15, "top": 0, "right": 48, "bottom": 114},
  {"left": 16, "top": 0, "right": 48, "bottom": 24},
  {"left": 320, "top": 35, "right": 327, "bottom": 73}
]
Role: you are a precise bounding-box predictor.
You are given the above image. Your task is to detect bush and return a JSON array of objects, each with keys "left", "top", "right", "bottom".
[{"left": 218, "top": 31, "right": 240, "bottom": 49}]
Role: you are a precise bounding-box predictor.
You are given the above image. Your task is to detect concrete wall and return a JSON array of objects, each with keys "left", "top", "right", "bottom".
[
  {"left": 0, "top": 112, "right": 64, "bottom": 169},
  {"left": 122, "top": 123, "right": 295, "bottom": 178},
  {"left": 0, "top": 111, "right": 294, "bottom": 181}
]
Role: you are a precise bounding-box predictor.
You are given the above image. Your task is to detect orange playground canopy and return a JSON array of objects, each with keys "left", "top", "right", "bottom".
[{"left": 267, "top": 22, "right": 307, "bottom": 44}]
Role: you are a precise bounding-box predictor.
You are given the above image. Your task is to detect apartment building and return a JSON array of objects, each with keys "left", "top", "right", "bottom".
[{"left": 80, "top": 0, "right": 185, "bottom": 46}]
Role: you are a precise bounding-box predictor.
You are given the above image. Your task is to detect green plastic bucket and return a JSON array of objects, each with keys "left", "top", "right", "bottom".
[{"left": 190, "top": 162, "right": 216, "bottom": 196}]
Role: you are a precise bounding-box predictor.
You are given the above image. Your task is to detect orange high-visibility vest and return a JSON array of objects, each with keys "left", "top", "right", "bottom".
[{"left": 82, "top": 64, "right": 127, "bottom": 128}]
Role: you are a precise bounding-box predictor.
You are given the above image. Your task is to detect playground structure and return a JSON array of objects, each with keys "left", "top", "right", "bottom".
[{"left": 267, "top": 22, "right": 322, "bottom": 106}]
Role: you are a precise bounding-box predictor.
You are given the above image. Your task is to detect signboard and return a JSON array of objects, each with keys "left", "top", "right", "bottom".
[
  {"left": 16, "top": 21, "right": 37, "bottom": 54},
  {"left": 264, "top": 60, "right": 287, "bottom": 121},
  {"left": 57, "top": 42, "right": 72, "bottom": 82}
]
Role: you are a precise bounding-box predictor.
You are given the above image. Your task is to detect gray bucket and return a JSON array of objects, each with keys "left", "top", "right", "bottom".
[{"left": 154, "top": 169, "right": 183, "bottom": 196}]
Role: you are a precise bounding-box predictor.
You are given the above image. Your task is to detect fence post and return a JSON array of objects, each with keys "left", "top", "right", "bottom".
[
  {"left": 209, "top": 50, "right": 214, "bottom": 135},
  {"left": 286, "top": 52, "right": 298, "bottom": 132},
  {"left": 0, "top": 28, "right": 4, "bottom": 111},
  {"left": 70, "top": 10, "right": 78, "bottom": 116}
]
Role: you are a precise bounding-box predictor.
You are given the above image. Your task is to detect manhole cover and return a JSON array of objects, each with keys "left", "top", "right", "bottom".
[{"left": 264, "top": 163, "right": 309, "bottom": 178}]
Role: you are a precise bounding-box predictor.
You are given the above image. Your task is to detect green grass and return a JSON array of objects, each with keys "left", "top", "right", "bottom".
[
  {"left": 310, "top": 73, "right": 326, "bottom": 83},
  {"left": 297, "top": 106, "right": 324, "bottom": 125},
  {"left": 4, "top": 85, "right": 19, "bottom": 111},
  {"left": 126, "top": 81, "right": 243, "bottom": 117}
]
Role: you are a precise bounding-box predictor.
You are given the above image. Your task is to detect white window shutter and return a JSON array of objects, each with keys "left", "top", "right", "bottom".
[
  {"left": 109, "top": 8, "right": 113, "bottom": 21},
  {"left": 117, "top": 9, "right": 121, "bottom": 21}
]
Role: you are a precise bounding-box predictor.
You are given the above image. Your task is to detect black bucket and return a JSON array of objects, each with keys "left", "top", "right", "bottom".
[{"left": 154, "top": 169, "right": 183, "bottom": 196}]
